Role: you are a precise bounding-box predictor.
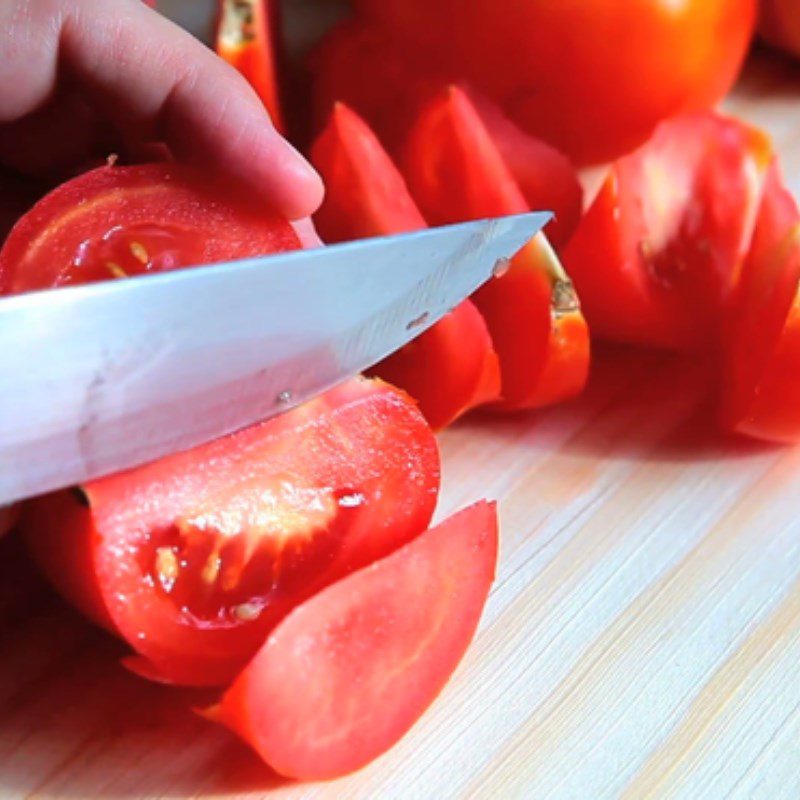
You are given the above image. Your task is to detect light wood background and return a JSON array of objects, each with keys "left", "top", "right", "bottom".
[{"left": 1, "top": 14, "right": 799, "bottom": 800}]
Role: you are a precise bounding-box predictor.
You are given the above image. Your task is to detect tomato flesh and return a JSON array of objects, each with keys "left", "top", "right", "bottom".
[
  {"left": 402, "top": 86, "right": 590, "bottom": 410},
  {"left": 211, "top": 500, "right": 497, "bottom": 780},
  {"left": 0, "top": 163, "right": 300, "bottom": 294},
  {"left": 311, "top": 102, "right": 501, "bottom": 428},
  {"left": 23, "top": 378, "right": 440, "bottom": 686},
  {"left": 564, "top": 112, "right": 773, "bottom": 351}
]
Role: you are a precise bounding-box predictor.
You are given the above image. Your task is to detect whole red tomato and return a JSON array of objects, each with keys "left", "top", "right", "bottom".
[{"left": 352, "top": 0, "right": 757, "bottom": 164}]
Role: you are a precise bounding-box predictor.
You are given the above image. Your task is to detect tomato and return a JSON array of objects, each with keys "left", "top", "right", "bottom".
[
  {"left": 310, "top": 19, "right": 448, "bottom": 155},
  {"left": 563, "top": 113, "right": 773, "bottom": 352},
  {"left": 311, "top": 102, "right": 426, "bottom": 241},
  {"left": 309, "top": 21, "right": 581, "bottom": 247},
  {"left": 760, "top": 0, "right": 800, "bottom": 60},
  {"left": 0, "top": 505, "right": 19, "bottom": 539},
  {"left": 0, "top": 163, "right": 299, "bottom": 294},
  {"left": 402, "top": 86, "right": 590, "bottom": 411},
  {"left": 208, "top": 500, "right": 497, "bottom": 780},
  {"left": 22, "top": 378, "right": 440, "bottom": 686},
  {"left": 310, "top": 102, "right": 501, "bottom": 429},
  {"left": 215, "top": 0, "right": 285, "bottom": 132},
  {"left": 351, "top": 0, "right": 757, "bottom": 164},
  {"left": 721, "top": 163, "right": 800, "bottom": 442},
  {"left": 463, "top": 89, "right": 583, "bottom": 250}
]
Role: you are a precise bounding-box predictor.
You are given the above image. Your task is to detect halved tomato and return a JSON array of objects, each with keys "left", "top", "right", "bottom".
[
  {"left": 215, "top": 0, "right": 285, "bottom": 132},
  {"left": 209, "top": 500, "right": 497, "bottom": 780},
  {"left": 721, "top": 162, "right": 800, "bottom": 442},
  {"left": 0, "top": 163, "right": 300, "bottom": 293},
  {"left": 311, "top": 102, "right": 500, "bottom": 429},
  {"left": 563, "top": 112, "right": 773, "bottom": 351},
  {"left": 22, "top": 378, "right": 440, "bottom": 686},
  {"left": 402, "top": 86, "right": 590, "bottom": 411}
]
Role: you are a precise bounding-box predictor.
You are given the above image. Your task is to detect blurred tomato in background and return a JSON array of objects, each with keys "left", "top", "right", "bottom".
[{"left": 347, "top": 0, "right": 758, "bottom": 165}]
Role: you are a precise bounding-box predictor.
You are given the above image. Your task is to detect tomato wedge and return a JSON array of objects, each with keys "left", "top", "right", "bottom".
[
  {"left": 402, "top": 86, "right": 590, "bottom": 411},
  {"left": 215, "top": 0, "right": 285, "bottom": 132},
  {"left": 308, "top": 22, "right": 582, "bottom": 248},
  {"left": 563, "top": 112, "right": 773, "bottom": 351},
  {"left": 22, "top": 378, "right": 440, "bottom": 686},
  {"left": 721, "top": 163, "right": 800, "bottom": 442},
  {"left": 0, "top": 163, "right": 300, "bottom": 294},
  {"left": 464, "top": 88, "right": 583, "bottom": 250},
  {"left": 311, "top": 102, "right": 426, "bottom": 240},
  {"left": 209, "top": 500, "right": 497, "bottom": 780},
  {"left": 311, "top": 102, "right": 500, "bottom": 429}
]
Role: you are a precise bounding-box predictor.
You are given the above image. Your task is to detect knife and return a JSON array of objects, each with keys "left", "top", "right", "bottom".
[{"left": 0, "top": 211, "right": 550, "bottom": 505}]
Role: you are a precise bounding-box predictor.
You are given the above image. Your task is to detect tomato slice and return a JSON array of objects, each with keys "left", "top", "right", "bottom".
[
  {"left": 311, "top": 102, "right": 501, "bottom": 429},
  {"left": 563, "top": 112, "right": 773, "bottom": 351},
  {"left": 22, "top": 378, "right": 440, "bottom": 686},
  {"left": 721, "top": 162, "right": 800, "bottom": 442},
  {"left": 0, "top": 163, "right": 300, "bottom": 294},
  {"left": 215, "top": 0, "right": 285, "bottom": 132},
  {"left": 402, "top": 86, "right": 590, "bottom": 410},
  {"left": 209, "top": 500, "right": 497, "bottom": 780}
]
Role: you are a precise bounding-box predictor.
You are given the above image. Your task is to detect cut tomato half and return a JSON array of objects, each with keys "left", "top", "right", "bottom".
[
  {"left": 0, "top": 163, "right": 300, "bottom": 294},
  {"left": 721, "top": 162, "right": 800, "bottom": 442},
  {"left": 209, "top": 500, "right": 497, "bottom": 780},
  {"left": 23, "top": 378, "right": 441, "bottom": 686},
  {"left": 215, "top": 0, "right": 285, "bottom": 132},
  {"left": 563, "top": 112, "right": 773, "bottom": 351},
  {"left": 311, "top": 102, "right": 501, "bottom": 428},
  {"left": 402, "top": 86, "right": 590, "bottom": 410}
]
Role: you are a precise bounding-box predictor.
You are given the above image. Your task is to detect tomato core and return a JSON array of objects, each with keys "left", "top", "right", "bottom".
[{"left": 141, "top": 480, "right": 370, "bottom": 627}]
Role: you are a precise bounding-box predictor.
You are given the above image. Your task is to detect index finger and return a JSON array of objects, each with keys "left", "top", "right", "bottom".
[{"left": 59, "top": 0, "right": 323, "bottom": 219}]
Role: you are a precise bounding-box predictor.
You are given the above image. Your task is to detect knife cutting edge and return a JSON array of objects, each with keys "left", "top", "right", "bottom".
[{"left": 0, "top": 211, "right": 551, "bottom": 505}]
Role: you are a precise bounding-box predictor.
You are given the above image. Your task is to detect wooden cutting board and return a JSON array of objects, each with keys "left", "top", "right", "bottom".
[{"left": 1, "top": 48, "right": 800, "bottom": 800}]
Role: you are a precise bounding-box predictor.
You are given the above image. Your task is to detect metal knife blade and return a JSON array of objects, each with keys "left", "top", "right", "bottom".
[{"left": 0, "top": 211, "right": 550, "bottom": 505}]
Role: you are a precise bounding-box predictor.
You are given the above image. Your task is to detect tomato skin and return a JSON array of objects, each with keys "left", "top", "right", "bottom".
[
  {"left": 563, "top": 112, "right": 773, "bottom": 351},
  {"left": 0, "top": 163, "right": 300, "bottom": 294},
  {"left": 215, "top": 0, "right": 285, "bottom": 132},
  {"left": 310, "top": 102, "right": 501, "bottom": 429},
  {"left": 309, "top": 22, "right": 582, "bottom": 248},
  {"left": 760, "top": 0, "right": 800, "bottom": 60},
  {"left": 352, "top": 0, "right": 757, "bottom": 164},
  {"left": 22, "top": 378, "right": 440, "bottom": 687},
  {"left": 0, "top": 505, "right": 20, "bottom": 539},
  {"left": 211, "top": 501, "right": 497, "bottom": 780},
  {"left": 721, "top": 163, "right": 800, "bottom": 442},
  {"left": 402, "top": 86, "right": 590, "bottom": 410}
]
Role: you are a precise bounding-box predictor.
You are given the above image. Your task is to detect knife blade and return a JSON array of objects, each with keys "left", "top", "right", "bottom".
[{"left": 0, "top": 211, "right": 550, "bottom": 505}]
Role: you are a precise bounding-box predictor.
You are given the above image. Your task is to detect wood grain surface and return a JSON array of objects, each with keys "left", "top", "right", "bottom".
[{"left": 1, "top": 46, "right": 800, "bottom": 800}]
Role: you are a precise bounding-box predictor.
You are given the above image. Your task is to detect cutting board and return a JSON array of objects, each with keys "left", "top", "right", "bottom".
[{"left": 1, "top": 44, "right": 800, "bottom": 800}]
